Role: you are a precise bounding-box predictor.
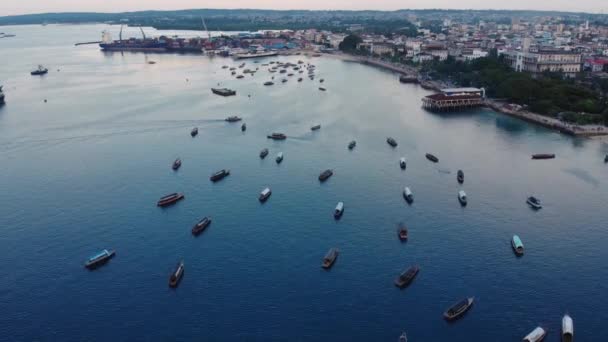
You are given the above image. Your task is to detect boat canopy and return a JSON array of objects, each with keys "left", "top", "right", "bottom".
[
  {"left": 562, "top": 314, "right": 574, "bottom": 336},
  {"left": 405, "top": 187, "right": 412, "bottom": 196},
  {"left": 459, "top": 190, "right": 467, "bottom": 198},
  {"left": 89, "top": 249, "right": 109, "bottom": 261},
  {"left": 335, "top": 202, "right": 344, "bottom": 211},
  {"left": 512, "top": 235, "right": 524, "bottom": 248},
  {"left": 261, "top": 188, "right": 271, "bottom": 196},
  {"left": 523, "top": 327, "right": 546, "bottom": 342}
]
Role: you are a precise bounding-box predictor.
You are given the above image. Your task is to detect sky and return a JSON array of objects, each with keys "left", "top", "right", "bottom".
[{"left": 0, "top": 0, "right": 606, "bottom": 16}]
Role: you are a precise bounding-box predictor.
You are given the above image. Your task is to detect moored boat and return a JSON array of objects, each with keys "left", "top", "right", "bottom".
[
  {"left": 523, "top": 326, "right": 547, "bottom": 342},
  {"left": 387, "top": 137, "right": 398, "bottom": 147},
  {"left": 458, "top": 190, "right": 467, "bottom": 206},
  {"left": 527, "top": 196, "right": 542, "bottom": 210},
  {"left": 298, "top": 77, "right": 303, "bottom": 82},
  {"left": 426, "top": 153, "right": 439, "bottom": 163},
  {"left": 276, "top": 152, "right": 284, "bottom": 164},
  {"left": 400, "top": 157, "right": 407, "bottom": 170},
  {"left": 191, "top": 127, "right": 198, "bottom": 137},
  {"left": 605, "top": 154, "right": 608, "bottom": 163},
  {"left": 562, "top": 314, "right": 573, "bottom": 342},
  {"left": 319, "top": 169, "right": 334, "bottom": 182},
  {"left": 320, "top": 78, "right": 325, "bottom": 83},
  {"left": 168, "top": 261, "right": 184, "bottom": 288},
  {"left": 318, "top": 87, "right": 326, "bottom": 91},
  {"left": 236, "top": 75, "right": 244, "bottom": 79},
  {"left": 403, "top": 187, "right": 413, "bottom": 204},
  {"left": 0, "top": 86, "right": 5, "bottom": 105},
  {"left": 511, "top": 235, "right": 524, "bottom": 256},
  {"left": 322, "top": 248, "right": 339, "bottom": 269},
  {"left": 264, "top": 81, "right": 274, "bottom": 86},
  {"left": 399, "top": 332, "right": 408, "bottom": 342},
  {"left": 259, "top": 187, "right": 272, "bottom": 202},
  {"left": 192, "top": 217, "right": 211, "bottom": 236},
  {"left": 348, "top": 140, "right": 356, "bottom": 150},
  {"left": 225, "top": 115, "right": 242, "bottom": 122},
  {"left": 394, "top": 265, "right": 419, "bottom": 288},
  {"left": 172, "top": 158, "right": 182, "bottom": 170},
  {"left": 398, "top": 224, "right": 409, "bottom": 241},
  {"left": 241, "top": 123, "right": 247, "bottom": 132},
  {"left": 157, "top": 193, "right": 184, "bottom": 207},
  {"left": 30, "top": 65, "right": 48, "bottom": 75},
  {"left": 457, "top": 170, "right": 464, "bottom": 184},
  {"left": 210, "top": 169, "right": 230, "bottom": 182},
  {"left": 84, "top": 249, "right": 115, "bottom": 269},
  {"left": 211, "top": 88, "right": 236, "bottom": 96},
  {"left": 260, "top": 148, "right": 269, "bottom": 159},
  {"left": 267, "top": 133, "right": 287, "bottom": 140},
  {"left": 443, "top": 297, "right": 474, "bottom": 321},
  {"left": 334, "top": 202, "right": 344, "bottom": 219},
  {"left": 311, "top": 124, "right": 321, "bottom": 131},
  {"left": 532, "top": 154, "right": 555, "bottom": 160}
]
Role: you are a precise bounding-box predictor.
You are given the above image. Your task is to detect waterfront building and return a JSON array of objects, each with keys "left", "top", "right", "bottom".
[{"left": 503, "top": 48, "right": 582, "bottom": 78}]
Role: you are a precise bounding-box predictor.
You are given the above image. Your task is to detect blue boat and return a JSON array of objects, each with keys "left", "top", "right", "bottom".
[
  {"left": 512, "top": 235, "right": 524, "bottom": 256},
  {"left": 85, "top": 249, "right": 115, "bottom": 269}
]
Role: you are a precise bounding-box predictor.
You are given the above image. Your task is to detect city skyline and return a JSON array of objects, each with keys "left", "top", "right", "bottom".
[{"left": 1, "top": 0, "right": 606, "bottom": 16}]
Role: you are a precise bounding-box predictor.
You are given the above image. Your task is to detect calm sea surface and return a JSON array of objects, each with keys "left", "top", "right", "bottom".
[{"left": 1, "top": 24, "right": 608, "bottom": 341}]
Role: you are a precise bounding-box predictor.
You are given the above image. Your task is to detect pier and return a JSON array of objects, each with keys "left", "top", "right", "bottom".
[{"left": 422, "top": 88, "right": 485, "bottom": 112}]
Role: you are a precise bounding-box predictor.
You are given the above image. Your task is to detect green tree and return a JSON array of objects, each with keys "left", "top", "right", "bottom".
[{"left": 339, "top": 34, "right": 362, "bottom": 52}]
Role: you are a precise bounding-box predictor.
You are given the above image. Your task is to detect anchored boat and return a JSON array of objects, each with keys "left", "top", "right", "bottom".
[
  {"left": 276, "top": 152, "right": 284, "bottom": 164},
  {"left": 348, "top": 141, "right": 356, "bottom": 150},
  {"left": 426, "top": 153, "right": 439, "bottom": 163},
  {"left": 267, "top": 133, "right": 287, "bottom": 140},
  {"left": 523, "top": 326, "right": 546, "bottom": 342},
  {"left": 210, "top": 169, "right": 230, "bottom": 182},
  {"left": 225, "top": 116, "right": 242, "bottom": 122},
  {"left": 241, "top": 123, "right": 246, "bottom": 132},
  {"left": 157, "top": 193, "right": 184, "bottom": 207},
  {"left": 211, "top": 88, "right": 236, "bottom": 96},
  {"left": 458, "top": 190, "right": 467, "bottom": 206},
  {"left": 84, "top": 249, "right": 115, "bottom": 269},
  {"left": 260, "top": 148, "right": 269, "bottom": 159},
  {"left": 259, "top": 187, "right": 272, "bottom": 202},
  {"left": 31, "top": 65, "right": 48, "bottom": 75},
  {"left": 334, "top": 202, "right": 344, "bottom": 219},
  {"left": 511, "top": 235, "right": 524, "bottom": 256},
  {"left": 168, "top": 261, "right": 185, "bottom": 288},
  {"left": 319, "top": 169, "right": 333, "bottom": 182},
  {"left": 394, "top": 265, "right": 419, "bottom": 288},
  {"left": 192, "top": 217, "right": 211, "bottom": 236},
  {"left": 311, "top": 124, "right": 321, "bottom": 131},
  {"left": 191, "top": 127, "right": 198, "bottom": 137},
  {"left": 398, "top": 224, "right": 409, "bottom": 241},
  {"left": 562, "top": 314, "right": 573, "bottom": 342},
  {"left": 387, "top": 137, "right": 398, "bottom": 147},
  {"left": 400, "top": 157, "right": 407, "bottom": 170},
  {"left": 399, "top": 332, "right": 408, "bottom": 342},
  {"left": 264, "top": 81, "right": 274, "bottom": 86},
  {"left": 532, "top": 154, "right": 555, "bottom": 160},
  {"left": 403, "top": 187, "right": 413, "bottom": 204},
  {"left": 457, "top": 170, "right": 464, "bottom": 184},
  {"left": 443, "top": 297, "right": 474, "bottom": 321},
  {"left": 322, "top": 248, "right": 339, "bottom": 269},
  {"left": 172, "top": 158, "right": 182, "bottom": 171},
  {"left": 527, "top": 196, "right": 542, "bottom": 210}
]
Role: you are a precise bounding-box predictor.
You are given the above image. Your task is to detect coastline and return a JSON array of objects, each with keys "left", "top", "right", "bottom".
[{"left": 324, "top": 52, "right": 608, "bottom": 137}]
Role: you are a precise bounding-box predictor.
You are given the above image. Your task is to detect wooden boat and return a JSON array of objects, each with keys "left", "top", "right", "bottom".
[
  {"left": 523, "top": 326, "right": 547, "bottom": 342},
  {"left": 334, "top": 202, "right": 344, "bottom": 219},
  {"left": 264, "top": 81, "right": 274, "bottom": 86},
  {"left": 426, "top": 153, "right": 439, "bottom": 163},
  {"left": 267, "top": 133, "right": 287, "bottom": 140},
  {"left": 157, "top": 193, "right": 184, "bottom": 207},
  {"left": 318, "top": 87, "right": 326, "bottom": 91},
  {"left": 527, "top": 196, "right": 542, "bottom": 210},
  {"left": 192, "top": 217, "right": 211, "bottom": 236},
  {"left": 320, "top": 78, "right": 325, "bottom": 83},
  {"left": 210, "top": 169, "right": 230, "bottom": 182},
  {"left": 319, "top": 169, "right": 333, "bottom": 182},
  {"left": 225, "top": 116, "right": 242, "bottom": 122},
  {"left": 211, "top": 88, "right": 236, "bottom": 96},
  {"left": 322, "top": 248, "right": 339, "bottom": 269},
  {"left": 348, "top": 141, "right": 356, "bottom": 150},
  {"left": 168, "top": 261, "right": 184, "bottom": 288},
  {"left": 311, "top": 124, "right": 321, "bottom": 131},
  {"left": 172, "top": 158, "right": 182, "bottom": 171},
  {"left": 191, "top": 127, "right": 198, "bottom": 137},
  {"left": 259, "top": 187, "right": 272, "bottom": 202},
  {"left": 394, "top": 265, "right": 419, "bottom": 288},
  {"left": 260, "top": 148, "right": 269, "bottom": 159},
  {"left": 443, "top": 297, "right": 474, "bottom": 321},
  {"left": 532, "top": 154, "right": 555, "bottom": 160},
  {"left": 457, "top": 170, "right": 464, "bottom": 184},
  {"left": 30, "top": 65, "right": 48, "bottom": 76},
  {"left": 398, "top": 224, "right": 409, "bottom": 241},
  {"left": 236, "top": 75, "right": 244, "bottom": 79},
  {"left": 511, "top": 235, "right": 524, "bottom": 256},
  {"left": 562, "top": 314, "right": 573, "bottom": 342},
  {"left": 84, "top": 249, "right": 115, "bottom": 269},
  {"left": 458, "top": 190, "right": 467, "bottom": 206},
  {"left": 276, "top": 152, "right": 284, "bottom": 164},
  {"left": 400, "top": 157, "right": 407, "bottom": 170},
  {"left": 387, "top": 137, "right": 398, "bottom": 147},
  {"left": 400, "top": 185, "right": 413, "bottom": 203}
]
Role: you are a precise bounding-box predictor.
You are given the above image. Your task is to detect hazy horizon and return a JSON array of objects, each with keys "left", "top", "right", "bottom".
[{"left": 1, "top": 0, "right": 606, "bottom": 17}]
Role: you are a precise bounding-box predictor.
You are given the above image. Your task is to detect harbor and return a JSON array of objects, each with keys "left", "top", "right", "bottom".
[{"left": 0, "top": 24, "right": 606, "bottom": 341}]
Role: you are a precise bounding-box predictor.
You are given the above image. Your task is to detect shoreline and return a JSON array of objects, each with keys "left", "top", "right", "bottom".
[{"left": 323, "top": 52, "right": 608, "bottom": 137}]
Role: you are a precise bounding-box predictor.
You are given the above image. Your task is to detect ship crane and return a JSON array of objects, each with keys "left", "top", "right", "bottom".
[
  {"left": 201, "top": 16, "right": 211, "bottom": 41},
  {"left": 139, "top": 27, "right": 146, "bottom": 40}
]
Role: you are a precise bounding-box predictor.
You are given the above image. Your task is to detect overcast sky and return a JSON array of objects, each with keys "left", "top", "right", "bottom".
[{"left": 1, "top": 0, "right": 606, "bottom": 16}]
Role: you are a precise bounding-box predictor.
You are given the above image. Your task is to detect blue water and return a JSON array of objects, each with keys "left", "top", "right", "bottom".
[{"left": 1, "top": 24, "right": 608, "bottom": 341}]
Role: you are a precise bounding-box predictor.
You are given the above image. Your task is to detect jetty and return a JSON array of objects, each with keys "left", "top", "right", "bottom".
[{"left": 422, "top": 88, "right": 485, "bottom": 112}]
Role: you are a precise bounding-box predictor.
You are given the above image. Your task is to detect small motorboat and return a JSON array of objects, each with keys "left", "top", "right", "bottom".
[
  {"left": 604, "top": 154, "right": 608, "bottom": 163},
  {"left": 443, "top": 297, "right": 474, "bottom": 321},
  {"left": 318, "top": 87, "right": 326, "bottom": 91},
  {"left": 211, "top": 88, "right": 236, "bottom": 96},
  {"left": 260, "top": 148, "right": 269, "bottom": 159},
  {"left": 225, "top": 116, "right": 242, "bottom": 122},
  {"left": 276, "top": 152, "right": 284, "bottom": 164},
  {"left": 511, "top": 235, "right": 524, "bottom": 256},
  {"left": 527, "top": 196, "right": 542, "bottom": 210},
  {"left": 532, "top": 154, "right": 555, "bottom": 160},
  {"left": 403, "top": 187, "right": 413, "bottom": 204},
  {"left": 282, "top": 78, "right": 288, "bottom": 83},
  {"left": 319, "top": 169, "right": 333, "bottom": 182},
  {"left": 259, "top": 187, "right": 272, "bottom": 202},
  {"left": 191, "top": 127, "right": 198, "bottom": 137},
  {"left": 84, "top": 249, "right": 115, "bottom": 269},
  {"left": 523, "top": 326, "right": 547, "bottom": 342},
  {"left": 267, "top": 133, "right": 287, "bottom": 140},
  {"left": 399, "top": 332, "right": 408, "bottom": 342},
  {"left": 400, "top": 157, "right": 406, "bottom": 170},
  {"left": 30, "top": 65, "right": 48, "bottom": 76},
  {"left": 322, "top": 248, "right": 339, "bottom": 269},
  {"left": 320, "top": 78, "right": 325, "bottom": 83},
  {"left": 311, "top": 124, "right": 321, "bottom": 131},
  {"left": 241, "top": 123, "right": 247, "bottom": 132},
  {"left": 222, "top": 65, "right": 229, "bottom": 69},
  {"left": 192, "top": 217, "right": 212, "bottom": 236},
  {"left": 172, "top": 158, "right": 182, "bottom": 171},
  {"left": 298, "top": 77, "right": 303, "bottom": 82},
  {"left": 398, "top": 224, "right": 409, "bottom": 241},
  {"left": 264, "top": 81, "right": 274, "bottom": 86},
  {"left": 562, "top": 314, "right": 573, "bottom": 342},
  {"left": 426, "top": 153, "right": 439, "bottom": 163},
  {"left": 334, "top": 202, "right": 344, "bottom": 219},
  {"left": 394, "top": 265, "right": 419, "bottom": 288},
  {"left": 458, "top": 190, "right": 467, "bottom": 206},
  {"left": 457, "top": 170, "right": 464, "bottom": 184},
  {"left": 387, "top": 137, "right": 398, "bottom": 147},
  {"left": 168, "top": 261, "right": 185, "bottom": 288},
  {"left": 236, "top": 75, "right": 244, "bottom": 79},
  {"left": 210, "top": 169, "right": 230, "bottom": 182},
  {"left": 348, "top": 141, "right": 356, "bottom": 150},
  {"left": 157, "top": 193, "right": 185, "bottom": 207}
]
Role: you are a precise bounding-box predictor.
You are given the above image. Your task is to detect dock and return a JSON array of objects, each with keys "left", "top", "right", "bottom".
[{"left": 422, "top": 88, "right": 485, "bottom": 112}]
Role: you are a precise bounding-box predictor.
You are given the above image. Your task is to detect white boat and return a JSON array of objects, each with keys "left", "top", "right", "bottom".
[
  {"left": 523, "top": 326, "right": 547, "bottom": 342},
  {"left": 399, "top": 331, "right": 407, "bottom": 342},
  {"left": 259, "top": 187, "right": 272, "bottom": 202},
  {"left": 276, "top": 152, "right": 284, "bottom": 164},
  {"left": 403, "top": 187, "right": 413, "bottom": 203},
  {"left": 458, "top": 190, "right": 467, "bottom": 206},
  {"left": 562, "top": 314, "right": 573, "bottom": 342},
  {"left": 334, "top": 202, "right": 344, "bottom": 219},
  {"left": 400, "top": 157, "right": 406, "bottom": 170}
]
